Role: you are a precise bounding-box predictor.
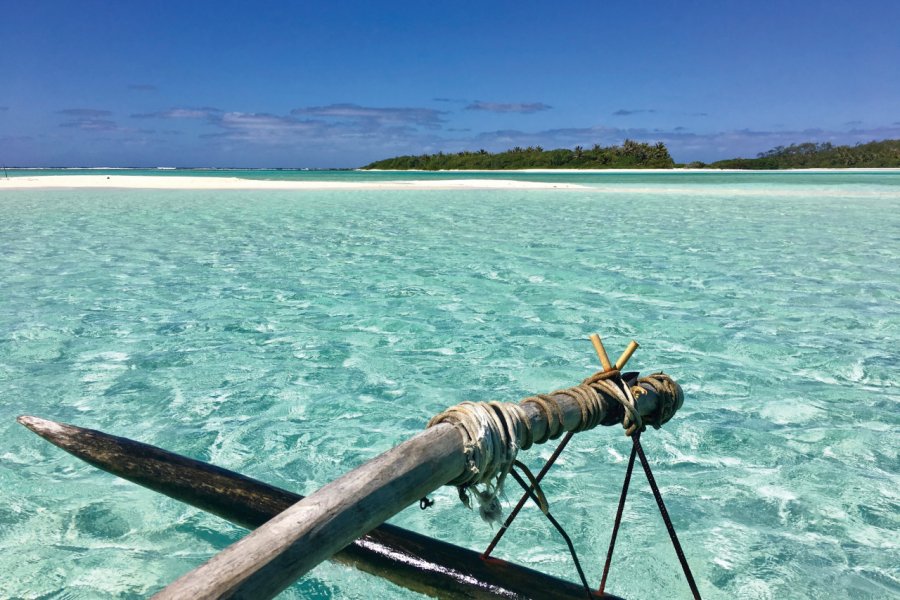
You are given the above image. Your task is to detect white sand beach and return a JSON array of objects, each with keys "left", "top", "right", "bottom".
[{"left": 0, "top": 175, "right": 588, "bottom": 191}]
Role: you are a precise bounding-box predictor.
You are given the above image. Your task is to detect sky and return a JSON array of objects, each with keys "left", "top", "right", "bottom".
[{"left": 1, "top": 0, "right": 899, "bottom": 167}]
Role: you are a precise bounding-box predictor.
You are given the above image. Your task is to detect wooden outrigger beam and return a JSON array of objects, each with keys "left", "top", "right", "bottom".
[
  {"left": 20, "top": 338, "right": 683, "bottom": 600},
  {"left": 18, "top": 415, "right": 621, "bottom": 599},
  {"left": 150, "top": 355, "right": 680, "bottom": 599}
]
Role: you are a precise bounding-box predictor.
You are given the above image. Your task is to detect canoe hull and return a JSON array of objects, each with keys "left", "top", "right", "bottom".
[{"left": 18, "top": 416, "right": 621, "bottom": 599}]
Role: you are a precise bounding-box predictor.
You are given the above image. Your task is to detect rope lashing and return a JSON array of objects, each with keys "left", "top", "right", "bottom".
[
  {"left": 452, "top": 335, "right": 692, "bottom": 596},
  {"left": 579, "top": 369, "right": 639, "bottom": 434},
  {"left": 637, "top": 372, "right": 683, "bottom": 429},
  {"left": 427, "top": 401, "right": 530, "bottom": 523},
  {"left": 426, "top": 371, "right": 682, "bottom": 521},
  {"left": 582, "top": 370, "right": 682, "bottom": 436},
  {"left": 521, "top": 368, "right": 625, "bottom": 443},
  {"left": 428, "top": 370, "right": 620, "bottom": 521}
]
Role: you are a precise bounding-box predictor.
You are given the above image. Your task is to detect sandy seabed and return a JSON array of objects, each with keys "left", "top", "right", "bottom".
[{"left": 0, "top": 175, "right": 588, "bottom": 191}]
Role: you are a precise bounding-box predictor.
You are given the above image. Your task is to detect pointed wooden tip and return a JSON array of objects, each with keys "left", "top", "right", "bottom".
[{"left": 17, "top": 415, "right": 70, "bottom": 440}]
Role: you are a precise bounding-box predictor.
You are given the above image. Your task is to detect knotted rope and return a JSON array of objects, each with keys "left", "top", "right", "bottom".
[
  {"left": 520, "top": 368, "right": 626, "bottom": 442},
  {"left": 636, "top": 372, "right": 683, "bottom": 429},
  {"left": 426, "top": 371, "right": 682, "bottom": 521},
  {"left": 427, "top": 401, "right": 529, "bottom": 523}
]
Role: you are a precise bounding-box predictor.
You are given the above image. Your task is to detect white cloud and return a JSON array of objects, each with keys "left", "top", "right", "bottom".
[
  {"left": 291, "top": 103, "right": 446, "bottom": 128},
  {"left": 58, "top": 108, "right": 113, "bottom": 117},
  {"left": 131, "top": 107, "right": 223, "bottom": 120},
  {"left": 466, "top": 101, "right": 552, "bottom": 114}
]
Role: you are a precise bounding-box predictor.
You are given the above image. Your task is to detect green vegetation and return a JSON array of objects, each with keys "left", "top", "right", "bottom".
[
  {"left": 363, "top": 138, "right": 900, "bottom": 170},
  {"left": 705, "top": 139, "right": 900, "bottom": 169},
  {"left": 362, "top": 140, "right": 675, "bottom": 170}
]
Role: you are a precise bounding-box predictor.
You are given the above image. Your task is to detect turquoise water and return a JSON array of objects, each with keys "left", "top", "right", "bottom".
[
  {"left": 8, "top": 166, "right": 900, "bottom": 187},
  {"left": 1, "top": 174, "right": 898, "bottom": 599}
]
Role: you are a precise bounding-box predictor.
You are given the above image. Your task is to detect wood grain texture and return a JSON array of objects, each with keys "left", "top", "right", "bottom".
[
  {"left": 153, "top": 380, "right": 667, "bottom": 599},
  {"left": 18, "top": 415, "right": 621, "bottom": 599}
]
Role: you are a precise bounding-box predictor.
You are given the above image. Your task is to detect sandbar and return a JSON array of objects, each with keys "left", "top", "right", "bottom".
[{"left": 0, "top": 175, "right": 588, "bottom": 191}]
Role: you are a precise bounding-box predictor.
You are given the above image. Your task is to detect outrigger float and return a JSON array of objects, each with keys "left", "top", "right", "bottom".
[{"left": 19, "top": 334, "right": 701, "bottom": 599}]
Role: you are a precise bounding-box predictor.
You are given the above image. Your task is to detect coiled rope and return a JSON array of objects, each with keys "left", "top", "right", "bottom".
[
  {"left": 637, "top": 372, "right": 683, "bottom": 429},
  {"left": 426, "top": 371, "right": 680, "bottom": 521},
  {"left": 426, "top": 401, "right": 529, "bottom": 522}
]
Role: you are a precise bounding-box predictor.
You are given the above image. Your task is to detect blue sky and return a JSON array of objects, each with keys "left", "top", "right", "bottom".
[{"left": 1, "top": 0, "right": 898, "bottom": 167}]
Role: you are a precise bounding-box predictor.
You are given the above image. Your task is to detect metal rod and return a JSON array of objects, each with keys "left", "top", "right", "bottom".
[
  {"left": 634, "top": 437, "right": 702, "bottom": 600},
  {"left": 509, "top": 468, "right": 593, "bottom": 599},
  {"left": 482, "top": 430, "right": 575, "bottom": 558},
  {"left": 598, "top": 438, "right": 638, "bottom": 594}
]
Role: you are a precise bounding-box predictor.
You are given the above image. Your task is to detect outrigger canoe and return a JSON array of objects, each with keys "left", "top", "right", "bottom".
[{"left": 20, "top": 335, "right": 695, "bottom": 599}]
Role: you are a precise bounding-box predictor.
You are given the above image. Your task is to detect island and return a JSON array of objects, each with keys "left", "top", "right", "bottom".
[
  {"left": 362, "top": 140, "right": 674, "bottom": 170},
  {"left": 700, "top": 139, "right": 900, "bottom": 169},
  {"left": 363, "top": 138, "right": 900, "bottom": 170}
]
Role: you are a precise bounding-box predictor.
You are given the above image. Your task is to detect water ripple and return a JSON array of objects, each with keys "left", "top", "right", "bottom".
[{"left": 1, "top": 182, "right": 899, "bottom": 598}]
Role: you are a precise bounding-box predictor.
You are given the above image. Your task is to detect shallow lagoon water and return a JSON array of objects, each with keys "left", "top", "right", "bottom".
[{"left": 1, "top": 174, "right": 898, "bottom": 599}]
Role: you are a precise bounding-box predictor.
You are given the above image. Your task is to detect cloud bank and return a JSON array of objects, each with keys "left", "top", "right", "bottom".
[
  {"left": 291, "top": 103, "right": 446, "bottom": 128},
  {"left": 132, "top": 107, "right": 223, "bottom": 120},
  {"left": 613, "top": 108, "right": 657, "bottom": 116},
  {"left": 56, "top": 108, "right": 121, "bottom": 131},
  {"left": 58, "top": 108, "right": 113, "bottom": 117},
  {"left": 466, "top": 101, "right": 552, "bottom": 113},
  {"left": 28, "top": 99, "right": 900, "bottom": 166}
]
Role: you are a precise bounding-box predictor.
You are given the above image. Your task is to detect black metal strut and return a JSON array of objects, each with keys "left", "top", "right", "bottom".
[
  {"left": 600, "top": 373, "right": 702, "bottom": 600},
  {"left": 483, "top": 342, "right": 701, "bottom": 600}
]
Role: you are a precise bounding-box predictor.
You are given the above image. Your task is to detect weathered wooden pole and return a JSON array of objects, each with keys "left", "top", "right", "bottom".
[
  {"left": 152, "top": 424, "right": 466, "bottom": 599},
  {"left": 152, "top": 371, "right": 680, "bottom": 600},
  {"left": 17, "top": 415, "right": 622, "bottom": 598}
]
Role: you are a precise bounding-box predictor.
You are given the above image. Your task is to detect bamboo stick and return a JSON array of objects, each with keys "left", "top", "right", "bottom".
[
  {"left": 614, "top": 341, "right": 639, "bottom": 371},
  {"left": 589, "top": 334, "right": 613, "bottom": 372},
  {"left": 152, "top": 379, "right": 670, "bottom": 600}
]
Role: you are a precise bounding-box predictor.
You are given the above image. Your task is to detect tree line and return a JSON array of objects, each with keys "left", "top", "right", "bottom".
[
  {"left": 700, "top": 139, "right": 900, "bottom": 169},
  {"left": 362, "top": 138, "right": 900, "bottom": 170},
  {"left": 362, "top": 140, "right": 675, "bottom": 170}
]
